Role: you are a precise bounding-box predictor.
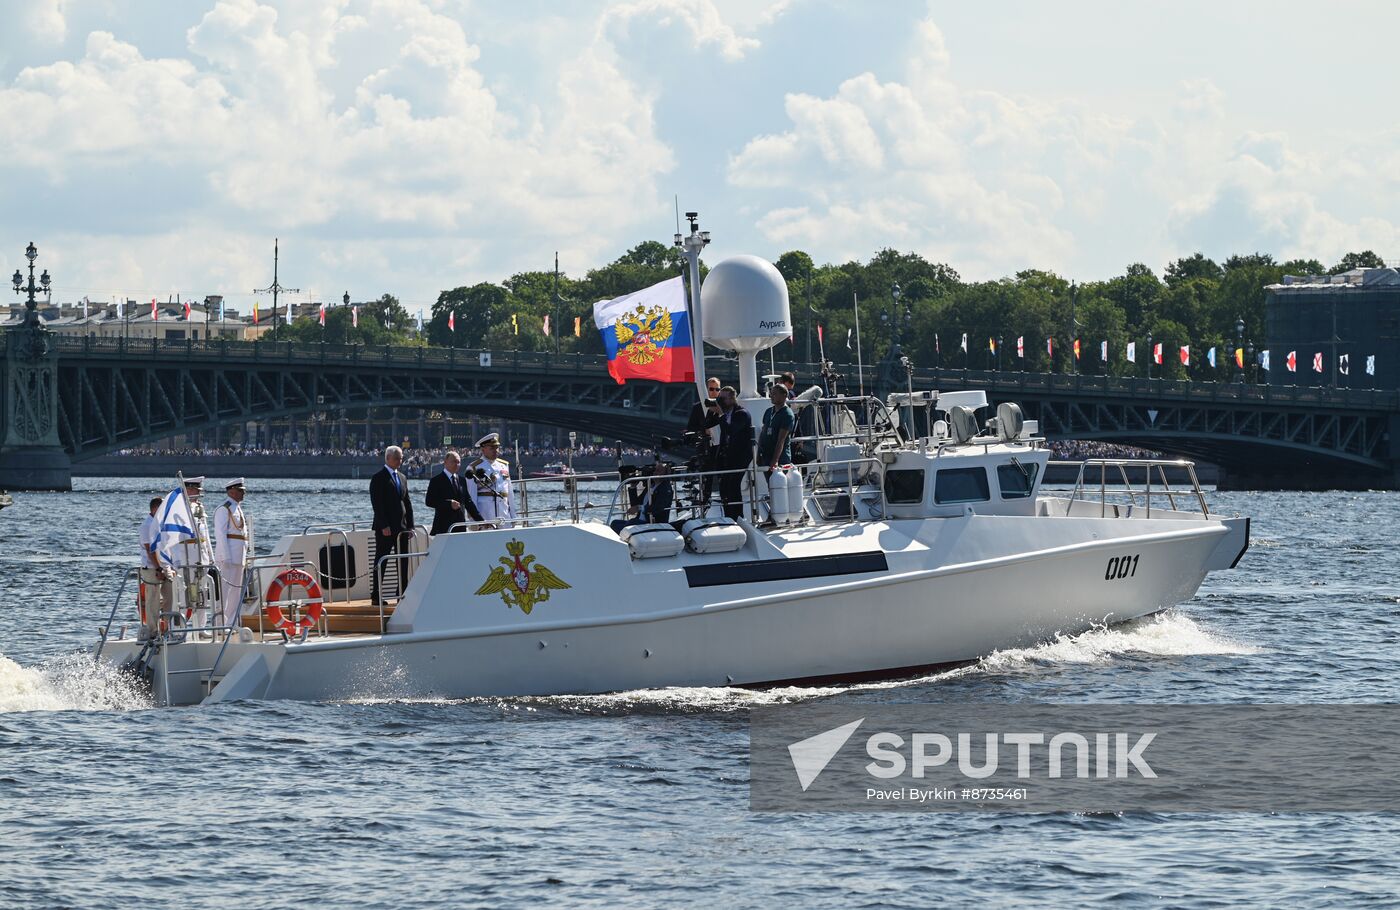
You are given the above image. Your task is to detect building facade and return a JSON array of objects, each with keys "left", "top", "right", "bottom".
[{"left": 1264, "top": 268, "right": 1400, "bottom": 390}]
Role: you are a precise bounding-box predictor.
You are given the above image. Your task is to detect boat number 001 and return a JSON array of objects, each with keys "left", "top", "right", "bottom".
[{"left": 1105, "top": 555, "right": 1140, "bottom": 580}]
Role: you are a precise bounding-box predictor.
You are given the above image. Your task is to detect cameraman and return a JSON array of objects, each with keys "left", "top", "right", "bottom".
[{"left": 685, "top": 377, "right": 721, "bottom": 509}]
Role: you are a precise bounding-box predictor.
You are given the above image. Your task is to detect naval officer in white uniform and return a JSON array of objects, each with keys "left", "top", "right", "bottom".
[
  {"left": 213, "top": 478, "right": 252, "bottom": 627},
  {"left": 465, "top": 433, "right": 515, "bottom": 527}
]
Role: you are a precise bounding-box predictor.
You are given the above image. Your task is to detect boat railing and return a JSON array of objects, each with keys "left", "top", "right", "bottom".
[
  {"left": 601, "top": 455, "right": 888, "bottom": 527},
  {"left": 1060, "top": 458, "right": 1210, "bottom": 519},
  {"left": 373, "top": 551, "right": 431, "bottom": 632}
]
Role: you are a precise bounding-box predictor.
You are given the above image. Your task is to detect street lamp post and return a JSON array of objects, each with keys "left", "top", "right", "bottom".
[
  {"left": 11, "top": 242, "right": 51, "bottom": 328},
  {"left": 998, "top": 334, "right": 1004, "bottom": 373},
  {"left": 1246, "top": 339, "right": 1255, "bottom": 385},
  {"left": 1234, "top": 317, "right": 1245, "bottom": 383},
  {"left": 1147, "top": 330, "right": 1154, "bottom": 381}
]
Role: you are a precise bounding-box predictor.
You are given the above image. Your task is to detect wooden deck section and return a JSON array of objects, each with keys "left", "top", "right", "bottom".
[{"left": 241, "top": 598, "right": 396, "bottom": 636}]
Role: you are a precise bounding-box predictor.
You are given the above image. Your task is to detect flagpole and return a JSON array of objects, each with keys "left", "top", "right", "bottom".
[
  {"left": 675, "top": 211, "right": 711, "bottom": 409},
  {"left": 853, "top": 292, "right": 865, "bottom": 398}
]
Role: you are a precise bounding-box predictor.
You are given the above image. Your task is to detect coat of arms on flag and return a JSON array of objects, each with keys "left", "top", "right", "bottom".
[{"left": 593, "top": 277, "right": 694, "bottom": 385}]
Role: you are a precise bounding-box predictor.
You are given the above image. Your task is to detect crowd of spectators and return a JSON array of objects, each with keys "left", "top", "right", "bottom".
[{"left": 1047, "top": 440, "right": 1161, "bottom": 461}]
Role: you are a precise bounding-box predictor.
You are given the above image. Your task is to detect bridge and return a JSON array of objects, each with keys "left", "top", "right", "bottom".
[{"left": 3, "top": 331, "right": 1398, "bottom": 490}]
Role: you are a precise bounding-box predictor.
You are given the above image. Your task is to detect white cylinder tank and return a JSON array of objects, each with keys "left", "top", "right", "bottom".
[
  {"left": 701, "top": 255, "right": 791, "bottom": 396},
  {"left": 785, "top": 465, "right": 804, "bottom": 523},
  {"left": 767, "top": 467, "right": 790, "bottom": 524}
]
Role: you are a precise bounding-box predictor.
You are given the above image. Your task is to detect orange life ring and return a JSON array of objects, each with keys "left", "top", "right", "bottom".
[{"left": 263, "top": 568, "right": 325, "bottom": 637}]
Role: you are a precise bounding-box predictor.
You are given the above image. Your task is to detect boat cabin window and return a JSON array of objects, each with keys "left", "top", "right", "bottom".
[
  {"left": 934, "top": 467, "right": 990, "bottom": 504},
  {"left": 996, "top": 462, "right": 1040, "bottom": 500},
  {"left": 884, "top": 469, "right": 926, "bottom": 504}
]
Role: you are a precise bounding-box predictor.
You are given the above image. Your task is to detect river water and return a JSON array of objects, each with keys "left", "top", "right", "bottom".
[{"left": 1, "top": 478, "right": 1397, "bottom": 908}]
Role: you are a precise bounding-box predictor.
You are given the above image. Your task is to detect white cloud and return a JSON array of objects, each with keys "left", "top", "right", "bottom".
[
  {"left": 27, "top": 0, "right": 68, "bottom": 44},
  {"left": 726, "top": 14, "right": 1400, "bottom": 277},
  {"left": 600, "top": 0, "right": 760, "bottom": 62}
]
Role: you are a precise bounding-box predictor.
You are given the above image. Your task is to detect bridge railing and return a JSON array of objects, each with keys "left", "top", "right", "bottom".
[{"left": 43, "top": 336, "right": 1400, "bottom": 409}]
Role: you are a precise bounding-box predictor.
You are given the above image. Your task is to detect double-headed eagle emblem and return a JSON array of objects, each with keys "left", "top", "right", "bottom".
[
  {"left": 614, "top": 303, "right": 673, "bottom": 366},
  {"left": 474, "top": 539, "right": 571, "bottom": 615}
]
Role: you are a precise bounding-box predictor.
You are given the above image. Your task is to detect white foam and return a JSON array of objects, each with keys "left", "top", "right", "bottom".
[
  {"left": 0, "top": 652, "right": 151, "bottom": 713},
  {"left": 979, "top": 611, "right": 1261, "bottom": 672}
]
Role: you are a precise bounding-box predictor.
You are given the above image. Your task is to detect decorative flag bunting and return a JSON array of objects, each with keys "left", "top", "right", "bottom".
[
  {"left": 1260, "top": 350, "right": 1271, "bottom": 371},
  {"left": 1312, "top": 352, "right": 1323, "bottom": 373},
  {"left": 220, "top": 299, "right": 226, "bottom": 322},
  {"left": 183, "top": 300, "right": 191, "bottom": 320},
  {"left": 1286, "top": 351, "right": 1297, "bottom": 372},
  {"left": 592, "top": 276, "right": 694, "bottom": 385},
  {"left": 416, "top": 310, "right": 423, "bottom": 332},
  {"left": 1340, "top": 354, "right": 1350, "bottom": 375},
  {"left": 846, "top": 328, "right": 853, "bottom": 350},
  {"left": 1180, "top": 345, "right": 1190, "bottom": 366},
  {"left": 1367, "top": 355, "right": 1376, "bottom": 375},
  {"left": 151, "top": 299, "right": 158, "bottom": 321},
  {"left": 543, "top": 314, "right": 551, "bottom": 337},
  {"left": 988, "top": 337, "right": 996, "bottom": 353},
  {"left": 960, "top": 333, "right": 968, "bottom": 353},
  {"left": 1235, "top": 348, "right": 1244, "bottom": 369},
  {"left": 574, "top": 316, "right": 581, "bottom": 337},
  {"left": 82, "top": 296, "right": 89, "bottom": 318},
  {"left": 1073, "top": 338, "right": 1081, "bottom": 360},
  {"left": 817, "top": 324, "right": 824, "bottom": 348},
  {"left": 352, "top": 305, "right": 359, "bottom": 328},
  {"left": 117, "top": 298, "right": 124, "bottom": 318},
  {"left": 449, "top": 310, "right": 456, "bottom": 332},
  {"left": 253, "top": 301, "right": 259, "bottom": 324},
  {"left": 512, "top": 313, "right": 519, "bottom": 335},
  {"left": 1207, "top": 347, "right": 1216, "bottom": 368},
  {"left": 319, "top": 303, "right": 327, "bottom": 327},
  {"left": 1047, "top": 337, "right": 1054, "bottom": 356},
  {"left": 935, "top": 333, "right": 940, "bottom": 355},
  {"left": 1153, "top": 343, "right": 1163, "bottom": 364},
  {"left": 1017, "top": 336, "right": 1024, "bottom": 358},
  {"left": 1100, "top": 340, "right": 1108, "bottom": 361},
  {"left": 1126, "top": 341, "right": 1136, "bottom": 363}
]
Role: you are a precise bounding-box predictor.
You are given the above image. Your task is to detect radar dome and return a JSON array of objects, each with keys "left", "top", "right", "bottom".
[{"left": 701, "top": 255, "right": 791, "bottom": 354}]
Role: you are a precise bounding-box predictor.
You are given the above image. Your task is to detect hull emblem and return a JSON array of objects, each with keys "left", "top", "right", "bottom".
[{"left": 474, "top": 539, "right": 571, "bottom": 614}]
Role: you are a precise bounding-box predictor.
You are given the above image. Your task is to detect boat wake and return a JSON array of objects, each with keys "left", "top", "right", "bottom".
[
  {"left": 977, "top": 610, "right": 1261, "bottom": 672},
  {"left": 0, "top": 652, "right": 151, "bottom": 713}
]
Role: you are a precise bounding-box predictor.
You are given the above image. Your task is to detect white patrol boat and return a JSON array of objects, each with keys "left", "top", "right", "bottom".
[{"left": 92, "top": 226, "right": 1249, "bottom": 707}]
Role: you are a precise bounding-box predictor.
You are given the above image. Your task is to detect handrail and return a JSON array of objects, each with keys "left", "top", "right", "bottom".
[
  {"left": 372, "top": 550, "right": 431, "bottom": 632},
  {"left": 1061, "top": 457, "right": 1210, "bottom": 519},
  {"left": 96, "top": 567, "right": 140, "bottom": 660}
]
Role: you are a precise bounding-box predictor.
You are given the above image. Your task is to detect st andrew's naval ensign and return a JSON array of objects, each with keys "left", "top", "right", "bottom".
[{"left": 474, "top": 539, "right": 571, "bottom": 614}]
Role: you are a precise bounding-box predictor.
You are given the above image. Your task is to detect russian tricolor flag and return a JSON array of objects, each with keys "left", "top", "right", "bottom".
[{"left": 593, "top": 276, "right": 695, "bottom": 386}]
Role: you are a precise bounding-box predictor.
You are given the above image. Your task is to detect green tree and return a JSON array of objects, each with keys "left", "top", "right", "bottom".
[
  {"left": 430, "top": 283, "right": 508, "bottom": 347},
  {"left": 1164, "top": 253, "right": 1224, "bottom": 287},
  {"left": 1329, "top": 250, "right": 1385, "bottom": 274}
]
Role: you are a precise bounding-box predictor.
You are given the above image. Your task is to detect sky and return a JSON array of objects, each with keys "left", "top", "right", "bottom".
[{"left": 1, "top": 0, "right": 1397, "bottom": 315}]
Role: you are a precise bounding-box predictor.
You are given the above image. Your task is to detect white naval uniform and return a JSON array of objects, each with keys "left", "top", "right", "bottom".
[
  {"left": 213, "top": 497, "right": 252, "bottom": 625},
  {"left": 466, "top": 457, "right": 515, "bottom": 525}
]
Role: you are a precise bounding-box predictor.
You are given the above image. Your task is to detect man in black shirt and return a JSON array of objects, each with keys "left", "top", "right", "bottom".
[{"left": 704, "top": 385, "right": 754, "bottom": 520}]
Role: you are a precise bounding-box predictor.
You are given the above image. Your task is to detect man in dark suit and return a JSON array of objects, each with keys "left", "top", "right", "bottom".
[
  {"left": 370, "top": 444, "right": 415, "bottom": 606},
  {"left": 685, "top": 377, "right": 721, "bottom": 509},
  {"left": 424, "top": 450, "right": 482, "bottom": 535},
  {"left": 704, "top": 385, "right": 754, "bottom": 520}
]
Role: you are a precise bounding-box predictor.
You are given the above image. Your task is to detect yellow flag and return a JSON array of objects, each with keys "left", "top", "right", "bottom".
[
  {"left": 511, "top": 313, "right": 519, "bottom": 335},
  {"left": 574, "top": 316, "right": 581, "bottom": 337}
]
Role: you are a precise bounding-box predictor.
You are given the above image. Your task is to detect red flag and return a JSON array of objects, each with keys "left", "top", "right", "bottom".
[
  {"left": 319, "top": 303, "right": 326, "bottom": 326},
  {"left": 182, "top": 300, "right": 190, "bottom": 320},
  {"left": 817, "top": 324, "right": 824, "bottom": 346},
  {"left": 1313, "top": 352, "right": 1323, "bottom": 373},
  {"left": 448, "top": 310, "right": 456, "bottom": 332},
  {"left": 1017, "top": 336, "right": 1024, "bottom": 358},
  {"left": 1073, "top": 338, "right": 1081, "bottom": 360},
  {"left": 151, "top": 299, "right": 158, "bottom": 321},
  {"left": 1180, "top": 345, "right": 1190, "bottom": 366},
  {"left": 1287, "top": 351, "right": 1297, "bottom": 372},
  {"left": 1047, "top": 337, "right": 1054, "bottom": 356},
  {"left": 1153, "top": 343, "right": 1163, "bottom": 364}
]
